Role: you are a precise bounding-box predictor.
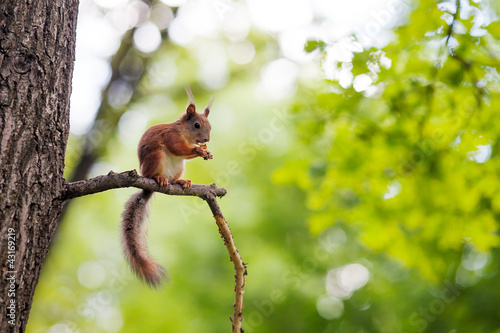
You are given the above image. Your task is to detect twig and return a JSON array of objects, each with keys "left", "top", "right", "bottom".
[
  {"left": 443, "top": 0, "right": 461, "bottom": 52},
  {"left": 204, "top": 194, "right": 247, "bottom": 333},
  {"left": 60, "top": 170, "right": 246, "bottom": 332},
  {"left": 421, "top": 0, "right": 461, "bottom": 137},
  {"left": 431, "top": 0, "right": 461, "bottom": 78}
]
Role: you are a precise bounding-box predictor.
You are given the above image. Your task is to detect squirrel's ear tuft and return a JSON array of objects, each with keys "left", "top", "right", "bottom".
[
  {"left": 185, "top": 85, "right": 196, "bottom": 118},
  {"left": 204, "top": 97, "right": 213, "bottom": 117},
  {"left": 185, "top": 85, "right": 195, "bottom": 105}
]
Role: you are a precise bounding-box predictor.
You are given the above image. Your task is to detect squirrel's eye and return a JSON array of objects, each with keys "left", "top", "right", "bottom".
[{"left": 194, "top": 123, "right": 201, "bottom": 129}]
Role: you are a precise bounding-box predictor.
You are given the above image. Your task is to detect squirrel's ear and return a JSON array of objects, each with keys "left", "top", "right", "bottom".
[
  {"left": 186, "top": 104, "right": 196, "bottom": 118},
  {"left": 204, "top": 97, "right": 213, "bottom": 117}
]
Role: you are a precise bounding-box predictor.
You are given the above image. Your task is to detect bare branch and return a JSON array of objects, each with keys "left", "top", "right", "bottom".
[
  {"left": 60, "top": 170, "right": 246, "bottom": 332},
  {"left": 60, "top": 170, "right": 226, "bottom": 200}
]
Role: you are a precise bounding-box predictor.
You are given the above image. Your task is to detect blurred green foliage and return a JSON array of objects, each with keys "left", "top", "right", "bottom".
[{"left": 27, "top": 0, "right": 500, "bottom": 333}]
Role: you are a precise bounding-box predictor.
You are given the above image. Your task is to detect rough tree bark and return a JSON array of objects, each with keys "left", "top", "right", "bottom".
[{"left": 0, "top": 0, "right": 79, "bottom": 331}]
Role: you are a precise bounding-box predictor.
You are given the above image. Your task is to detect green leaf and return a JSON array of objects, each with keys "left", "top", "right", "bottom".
[{"left": 304, "top": 40, "right": 326, "bottom": 53}]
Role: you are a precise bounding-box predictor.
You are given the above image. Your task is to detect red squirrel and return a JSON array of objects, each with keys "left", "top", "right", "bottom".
[{"left": 121, "top": 87, "right": 213, "bottom": 287}]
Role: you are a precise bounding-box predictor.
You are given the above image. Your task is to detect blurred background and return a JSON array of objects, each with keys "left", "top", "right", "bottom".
[{"left": 26, "top": 0, "right": 500, "bottom": 332}]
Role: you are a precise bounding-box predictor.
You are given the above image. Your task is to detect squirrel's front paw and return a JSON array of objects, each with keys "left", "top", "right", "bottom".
[
  {"left": 153, "top": 175, "right": 168, "bottom": 187},
  {"left": 195, "top": 146, "right": 213, "bottom": 160}
]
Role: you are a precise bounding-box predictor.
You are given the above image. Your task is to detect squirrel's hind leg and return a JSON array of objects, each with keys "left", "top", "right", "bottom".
[
  {"left": 153, "top": 175, "right": 168, "bottom": 187},
  {"left": 174, "top": 179, "right": 191, "bottom": 190},
  {"left": 173, "top": 179, "right": 192, "bottom": 189}
]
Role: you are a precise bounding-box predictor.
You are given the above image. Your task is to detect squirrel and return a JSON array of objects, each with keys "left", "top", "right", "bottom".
[{"left": 121, "top": 87, "right": 213, "bottom": 287}]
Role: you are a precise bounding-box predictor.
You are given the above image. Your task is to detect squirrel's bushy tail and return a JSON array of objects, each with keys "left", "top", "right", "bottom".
[{"left": 121, "top": 190, "right": 166, "bottom": 287}]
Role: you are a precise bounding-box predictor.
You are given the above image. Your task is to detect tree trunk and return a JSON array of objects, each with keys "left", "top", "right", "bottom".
[{"left": 0, "top": 0, "right": 79, "bottom": 331}]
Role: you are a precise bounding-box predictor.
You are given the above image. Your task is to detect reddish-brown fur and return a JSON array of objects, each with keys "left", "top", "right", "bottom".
[
  {"left": 121, "top": 89, "right": 212, "bottom": 287},
  {"left": 138, "top": 122, "right": 200, "bottom": 179}
]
